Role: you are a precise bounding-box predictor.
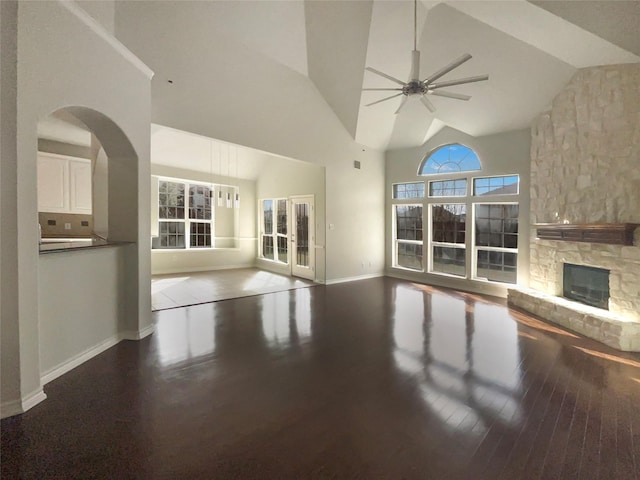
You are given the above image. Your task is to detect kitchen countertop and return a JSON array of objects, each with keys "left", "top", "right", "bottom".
[{"left": 39, "top": 237, "right": 132, "bottom": 254}]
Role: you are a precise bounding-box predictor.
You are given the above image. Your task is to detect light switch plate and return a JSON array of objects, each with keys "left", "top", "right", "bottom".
[{"left": 65, "top": 223, "right": 71, "bottom": 230}]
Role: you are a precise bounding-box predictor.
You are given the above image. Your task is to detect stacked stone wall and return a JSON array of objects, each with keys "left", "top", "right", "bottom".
[{"left": 529, "top": 64, "right": 640, "bottom": 321}]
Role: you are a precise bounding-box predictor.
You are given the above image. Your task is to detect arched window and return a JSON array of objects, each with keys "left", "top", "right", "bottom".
[{"left": 419, "top": 143, "right": 481, "bottom": 175}]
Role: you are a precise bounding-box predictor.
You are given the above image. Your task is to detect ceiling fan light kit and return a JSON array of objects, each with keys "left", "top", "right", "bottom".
[{"left": 363, "top": 0, "right": 488, "bottom": 114}]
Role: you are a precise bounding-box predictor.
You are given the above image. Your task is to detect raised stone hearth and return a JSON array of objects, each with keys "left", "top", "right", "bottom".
[{"left": 508, "top": 288, "right": 640, "bottom": 352}]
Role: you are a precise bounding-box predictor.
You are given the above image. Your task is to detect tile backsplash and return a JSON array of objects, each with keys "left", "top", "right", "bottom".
[{"left": 39, "top": 212, "right": 93, "bottom": 238}]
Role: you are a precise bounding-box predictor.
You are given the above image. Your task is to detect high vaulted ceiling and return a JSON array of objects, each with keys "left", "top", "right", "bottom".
[{"left": 115, "top": 0, "right": 639, "bottom": 153}]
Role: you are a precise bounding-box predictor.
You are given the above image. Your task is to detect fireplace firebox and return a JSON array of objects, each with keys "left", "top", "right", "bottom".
[{"left": 563, "top": 264, "right": 610, "bottom": 310}]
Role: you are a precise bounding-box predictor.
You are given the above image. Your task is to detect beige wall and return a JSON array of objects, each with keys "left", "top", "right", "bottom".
[
  {"left": 385, "top": 127, "right": 531, "bottom": 297},
  {"left": 256, "top": 155, "right": 326, "bottom": 281},
  {"left": 1, "top": 0, "right": 21, "bottom": 416},
  {"left": 529, "top": 64, "right": 640, "bottom": 320}
]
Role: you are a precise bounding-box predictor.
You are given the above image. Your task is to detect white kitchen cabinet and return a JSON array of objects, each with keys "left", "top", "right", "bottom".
[{"left": 37, "top": 152, "right": 92, "bottom": 214}]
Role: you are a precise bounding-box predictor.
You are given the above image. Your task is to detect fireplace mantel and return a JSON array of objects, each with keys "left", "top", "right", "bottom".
[{"left": 535, "top": 223, "right": 639, "bottom": 246}]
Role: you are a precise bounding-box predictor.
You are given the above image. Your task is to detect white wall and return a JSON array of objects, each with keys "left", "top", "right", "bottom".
[
  {"left": 256, "top": 156, "right": 326, "bottom": 280},
  {"left": 76, "top": 0, "right": 115, "bottom": 34},
  {"left": 385, "top": 127, "right": 531, "bottom": 297},
  {"left": 0, "top": 0, "right": 152, "bottom": 417},
  {"left": 150, "top": 165, "right": 257, "bottom": 274},
  {"left": 115, "top": 2, "right": 386, "bottom": 283},
  {"left": 39, "top": 246, "right": 131, "bottom": 379}
]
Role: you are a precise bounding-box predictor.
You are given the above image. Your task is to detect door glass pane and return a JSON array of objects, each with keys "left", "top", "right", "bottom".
[{"left": 296, "top": 203, "right": 309, "bottom": 267}]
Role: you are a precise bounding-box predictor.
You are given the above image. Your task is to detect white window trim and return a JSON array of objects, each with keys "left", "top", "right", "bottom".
[
  {"left": 427, "top": 203, "right": 468, "bottom": 278},
  {"left": 470, "top": 202, "right": 519, "bottom": 283},
  {"left": 154, "top": 175, "right": 239, "bottom": 251},
  {"left": 259, "top": 198, "right": 289, "bottom": 264},
  {"left": 392, "top": 204, "right": 424, "bottom": 272}
]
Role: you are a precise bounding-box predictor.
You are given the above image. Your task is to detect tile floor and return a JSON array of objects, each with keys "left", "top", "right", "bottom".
[{"left": 151, "top": 267, "right": 315, "bottom": 310}]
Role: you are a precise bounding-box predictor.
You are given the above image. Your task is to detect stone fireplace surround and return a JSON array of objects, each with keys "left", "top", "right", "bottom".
[{"left": 508, "top": 64, "right": 640, "bottom": 352}]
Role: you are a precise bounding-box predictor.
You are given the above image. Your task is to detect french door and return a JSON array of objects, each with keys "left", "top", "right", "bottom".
[{"left": 290, "top": 196, "right": 314, "bottom": 280}]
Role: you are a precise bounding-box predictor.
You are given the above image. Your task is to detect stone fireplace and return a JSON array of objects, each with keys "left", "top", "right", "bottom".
[{"left": 508, "top": 64, "right": 640, "bottom": 352}]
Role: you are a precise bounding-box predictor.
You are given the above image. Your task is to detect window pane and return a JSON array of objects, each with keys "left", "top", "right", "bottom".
[
  {"left": 190, "top": 222, "right": 211, "bottom": 248},
  {"left": 262, "top": 236, "right": 274, "bottom": 260},
  {"left": 393, "top": 182, "right": 425, "bottom": 199},
  {"left": 263, "top": 200, "right": 273, "bottom": 235},
  {"left": 395, "top": 205, "right": 422, "bottom": 241},
  {"left": 189, "top": 185, "right": 212, "bottom": 220},
  {"left": 156, "top": 222, "right": 185, "bottom": 250},
  {"left": 277, "top": 200, "right": 287, "bottom": 235},
  {"left": 476, "top": 250, "right": 517, "bottom": 284},
  {"left": 429, "top": 179, "right": 467, "bottom": 197},
  {"left": 159, "top": 181, "right": 185, "bottom": 219},
  {"left": 475, "top": 204, "right": 519, "bottom": 248},
  {"left": 432, "top": 204, "right": 466, "bottom": 243},
  {"left": 420, "top": 144, "right": 481, "bottom": 175},
  {"left": 277, "top": 236, "right": 288, "bottom": 263},
  {"left": 432, "top": 246, "right": 466, "bottom": 277},
  {"left": 473, "top": 175, "right": 519, "bottom": 196},
  {"left": 397, "top": 242, "right": 422, "bottom": 270}
]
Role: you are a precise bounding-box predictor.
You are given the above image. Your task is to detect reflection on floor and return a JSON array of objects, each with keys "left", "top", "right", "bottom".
[
  {"left": 151, "top": 267, "right": 314, "bottom": 310},
  {"left": 3, "top": 277, "right": 640, "bottom": 479}
]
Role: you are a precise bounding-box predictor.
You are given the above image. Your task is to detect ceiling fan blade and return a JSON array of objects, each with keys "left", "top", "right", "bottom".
[
  {"left": 428, "top": 90, "right": 471, "bottom": 101},
  {"left": 395, "top": 95, "right": 409, "bottom": 115},
  {"left": 423, "top": 53, "right": 472, "bottom": 84},
  {"left": 430, "top": 74, "right": 489, "bottom": 90},
  {"left": 362, "top": 88, "right": 403, "bottom": 91},
  {"left": 365, "top": 67, "right": 406, "bottom": 86},
  {"left": 365, "top": 93, "right": 404, "bottom": 107},
  {"left": 420, "top": 96, "right": 436, "bottom": 113}
]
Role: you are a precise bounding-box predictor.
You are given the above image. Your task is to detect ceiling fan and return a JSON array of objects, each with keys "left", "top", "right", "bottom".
[{"left": 363, "top": 0, "right": 488, "bottom": 114}]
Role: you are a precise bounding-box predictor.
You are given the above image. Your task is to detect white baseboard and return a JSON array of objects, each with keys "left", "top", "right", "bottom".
[
  {"left": 152, "top": 263, "right": 255, "bottom": 275},
  {"left": 120, "top": 323, "right": 155, "bottom": 341},
  {"left": 325, "top": 273, "right": 384, "bottom": 285},
  {"left": 41, "top": 334, "right": 122, "bottom": 385},
  {"left": 1, "top": 389, "right": 47, "bottom": 419}
]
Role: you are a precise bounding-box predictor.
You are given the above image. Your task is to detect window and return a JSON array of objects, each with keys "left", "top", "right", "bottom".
[
  {"left": 419, "top": 144, "right": 481, "bottom": 175},
  {"left": 260, "top": 198, "right": 288, "bottom": 263},
  {"left": 391, "top": 143, "right": 521, "bottom": 284},
  {"left": 157, "top": 180, "right": 213, "bottom": 249},
  {"left": 474, "top": 204, "right": 518, "bottom": 283},
  {"left": 430, "top": 204, "right": 466, "bottom": 277},
  {"left": 393, "top": 182, "right": 425, "bottom": 199},
  {"left": 394, "top": 205, "right": 423, "bottom": 270},
  {"left": 473, "top": 175, "right": 519, "bottom": 196},
  {"left": 429, "top": 179, "right": 467, "bottom": 197}
]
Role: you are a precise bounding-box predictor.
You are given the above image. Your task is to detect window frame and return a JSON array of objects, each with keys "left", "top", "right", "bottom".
[
  {"left": 259, "top": 198, "right": 289, "bottom": 264},
  {"left": 392, "top": 181, "right": 425, "bottom": 199},
  {"left": 390, "top": 143, "right": 521, "bottom": 285},
  {"left": 471, "top": 202, "right": 519, "bottom": 284},
  {"left": 428, "top": 203, "right": 467, "bottom": 278},
  {"left": 393, "top": 204, "right": 424, "bottom": 271},
  {"left": 156, "top": 177, "right": 215, "bottom": 250}
]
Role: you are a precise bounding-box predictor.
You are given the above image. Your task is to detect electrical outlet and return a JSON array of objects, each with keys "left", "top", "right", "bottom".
[{"left": 64, "top": 223, "right": 71, "bottom": 230}]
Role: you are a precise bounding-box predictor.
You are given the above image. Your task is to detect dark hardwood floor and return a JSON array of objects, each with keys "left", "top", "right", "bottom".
[{"left": 3, "top": 277, "right": 640, "bottom": 479}]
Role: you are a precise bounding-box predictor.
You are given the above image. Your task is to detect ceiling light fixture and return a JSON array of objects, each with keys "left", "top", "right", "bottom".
[{"left": 363, "top": 0, "right": 489, "bottom": 114}]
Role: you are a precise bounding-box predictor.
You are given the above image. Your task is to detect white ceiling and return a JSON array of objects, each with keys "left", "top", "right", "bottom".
[
  {"left": 114, "top": 0, "right": 639, "bottom": 154},
  {"left": 150, "top": 124, "right": 275, "bottom": 181}
]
